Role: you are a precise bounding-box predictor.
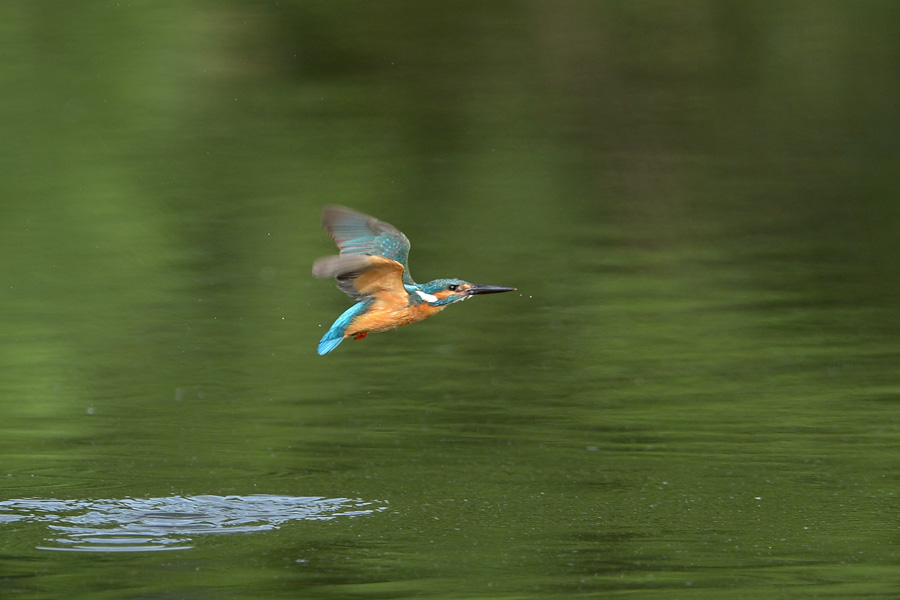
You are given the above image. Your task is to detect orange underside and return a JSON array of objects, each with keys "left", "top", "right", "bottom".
[{"left": 346, "top": 300, "right": 446, "bottom": 339}]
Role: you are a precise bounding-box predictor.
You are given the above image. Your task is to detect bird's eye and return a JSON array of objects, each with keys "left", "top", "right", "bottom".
[{"left": 448, "top": 284, "right": 458, "bottom": 292}]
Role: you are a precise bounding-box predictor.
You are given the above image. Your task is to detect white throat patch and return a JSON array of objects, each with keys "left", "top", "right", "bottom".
[{"left": 415, "top": 290, "right": 439, "bottom": 303}]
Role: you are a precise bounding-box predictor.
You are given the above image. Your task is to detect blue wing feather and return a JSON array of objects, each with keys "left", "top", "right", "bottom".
[{"left": 320, "top": 205, "right": 414, "bottom": 285}]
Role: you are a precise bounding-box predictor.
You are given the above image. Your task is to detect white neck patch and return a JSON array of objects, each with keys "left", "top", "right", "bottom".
[{"left": 416, "top": 290, "right": 439, "bottom": 303}]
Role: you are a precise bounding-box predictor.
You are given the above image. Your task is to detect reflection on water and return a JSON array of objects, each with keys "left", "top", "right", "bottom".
[{"left": 0, "top": 495, "right": 386, "bottom": 553}]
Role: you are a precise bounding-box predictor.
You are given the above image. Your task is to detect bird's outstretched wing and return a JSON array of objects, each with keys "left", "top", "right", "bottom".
[
  {"left": 313, "top": 206, "right": 415, "bottom": 300},
  {"left": 317, "top": 205, "right": 414, "bottom": 285},
  {"left": 312, "top": 254, "right": 409, "bottom": 302}
]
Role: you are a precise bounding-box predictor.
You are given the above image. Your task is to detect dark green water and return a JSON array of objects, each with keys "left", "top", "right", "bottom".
[{"left": 3, "top": 3, "right": 900, "bottom": 598}]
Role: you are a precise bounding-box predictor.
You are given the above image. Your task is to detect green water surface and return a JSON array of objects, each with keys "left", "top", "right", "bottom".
[{"left": 2, "top": 2, "right": 900, "bottom": 598}]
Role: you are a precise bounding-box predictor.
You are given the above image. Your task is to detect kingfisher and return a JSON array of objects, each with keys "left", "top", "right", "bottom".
[{"left": 312, "top": 205, "right": 516, "bottom": 355}]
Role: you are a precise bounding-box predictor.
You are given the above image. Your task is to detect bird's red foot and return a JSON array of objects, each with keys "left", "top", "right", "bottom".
[{"left": 353, "top": 332, "right": 368, "bottom": 340}]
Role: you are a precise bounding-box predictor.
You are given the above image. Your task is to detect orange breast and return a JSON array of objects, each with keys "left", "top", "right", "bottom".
[{"left": 346, "top": 300, "right": 446, "bottom": 337}]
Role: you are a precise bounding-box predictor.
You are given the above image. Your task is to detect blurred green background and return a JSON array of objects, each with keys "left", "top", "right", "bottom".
[{"left": 2, "top": 2, "right": 899, "bottom": 598}]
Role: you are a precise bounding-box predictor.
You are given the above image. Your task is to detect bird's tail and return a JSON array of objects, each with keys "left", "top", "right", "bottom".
[
  {"left": 317, "top": 301, "right": 371, "bottom": 355},
  {"left": 317, "top": 327, "right": 345, "bottom": 355}
]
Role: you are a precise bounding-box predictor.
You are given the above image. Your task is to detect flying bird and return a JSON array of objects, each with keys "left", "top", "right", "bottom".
[{"left": 312, "top": 205, "right": 515, "bottom": 355}]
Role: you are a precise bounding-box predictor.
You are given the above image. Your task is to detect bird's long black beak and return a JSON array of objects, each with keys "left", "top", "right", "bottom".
[{"left": 466, "top": 284, "right": 517, "bottom": 295}]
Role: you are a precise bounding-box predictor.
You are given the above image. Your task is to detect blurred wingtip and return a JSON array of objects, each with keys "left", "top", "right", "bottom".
[{"left": 312, "top": 255, "right": 373, "bottom": 279}]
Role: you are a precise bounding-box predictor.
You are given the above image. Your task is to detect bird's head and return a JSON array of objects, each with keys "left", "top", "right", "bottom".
[{"left": 413, "top": 278, "right": 516, "bottom": 306}]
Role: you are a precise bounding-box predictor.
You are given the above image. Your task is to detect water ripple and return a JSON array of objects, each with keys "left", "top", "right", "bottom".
[{"left": 0, "top": 494, "right": 387, "bottom": 553}]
